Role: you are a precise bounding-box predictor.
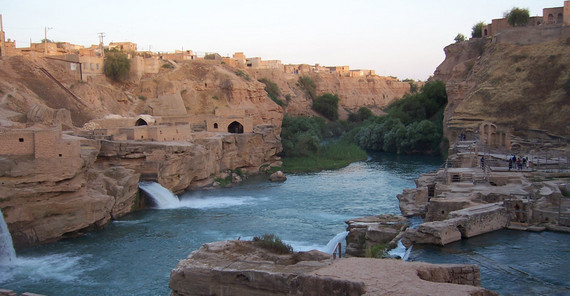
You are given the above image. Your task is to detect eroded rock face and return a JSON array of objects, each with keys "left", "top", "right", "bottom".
[
  {"left": 0, "top": 141, "right": 140, "bottom": 248},
  {"left": 345, "top": 214, "right": 408, "bottom": 257},
  {"left": 397, "top": 172, "right": 437, "bottom": 217},
  {"left": 434, "top": 37, "right": 570, "bottom": 142},
  {"left": 169, "top": 240, "right": 497, "bottom": 296}
]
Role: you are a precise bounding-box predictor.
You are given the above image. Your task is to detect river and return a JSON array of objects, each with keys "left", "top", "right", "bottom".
[{"left": 0, "top": 153, "right": 568, "bottom": 295}]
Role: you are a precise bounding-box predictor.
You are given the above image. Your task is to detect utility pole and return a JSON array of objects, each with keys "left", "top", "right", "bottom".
[
  {"left": 98, "top": 32, "right": 105, "bottom": 57},
  {"left": 44, "top": 26, "right": 52, "bottom": 55}
]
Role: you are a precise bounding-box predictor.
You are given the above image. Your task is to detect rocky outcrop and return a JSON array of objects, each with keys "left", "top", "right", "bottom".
[
  {"left": 434, "top": 37, "right": 570, "bottom": 143},
  {"left": 269, "top": 170, "right": 287, "bottom": 182},
  {"left": 169, "top": 240, "right": 497, "bottom": 296},
  {"left": 402, "top": 203, "right": 508, "bottom": 247},
  {"left": 0, "top": 139, "right": 140, "bottom": 248},
  {"left": 397, "top": 172, "right": 437, "bottom": 217},
  {"left": 345, "top": 215, "right": 408, "bottom": 257},
  {"left": 250, "top": 68, "right": 410, "bottom": 119}
]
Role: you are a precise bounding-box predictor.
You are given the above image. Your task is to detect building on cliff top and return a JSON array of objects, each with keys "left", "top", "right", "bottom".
[
  {"left": 482, "top": 1, "right": 570, "bottom": 37},
  {"left": 0, "top": 126, "right": 80, "bottom": 159}
]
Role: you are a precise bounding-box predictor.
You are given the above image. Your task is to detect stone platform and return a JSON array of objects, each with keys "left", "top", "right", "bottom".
[{"left": 169, "top": 240, "right": 497, "bottom": 296}]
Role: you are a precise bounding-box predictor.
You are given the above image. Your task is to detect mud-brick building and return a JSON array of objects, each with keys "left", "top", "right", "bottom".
[
  {"left": 206, "top": 108, "right": 253, "bottom": 134},
  {"left": 0, "top": 126, "right": 80, "bottom": 159}
]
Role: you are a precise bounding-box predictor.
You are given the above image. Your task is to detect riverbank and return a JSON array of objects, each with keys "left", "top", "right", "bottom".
[{"left": 274, "top": 142, "right": 367, "bottom": 173}]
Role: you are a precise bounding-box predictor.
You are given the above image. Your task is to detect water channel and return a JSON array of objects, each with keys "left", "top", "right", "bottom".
[{"left": 1, "top": 153, "right": 568, "bottom": 295}]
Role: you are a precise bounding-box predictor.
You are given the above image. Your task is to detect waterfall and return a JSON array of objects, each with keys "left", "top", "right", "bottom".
[
  {"left": 321, "top": 231, "right": 349, "bottom": 254},
  {"left": 138, "top": 182, "right": 181, "bottom": 209},
  {"left": 387, "top": 240, "right": 412, "bottom": 261},
  {"left": 0, "top": 208, "right": 16, "bottom": 266}
]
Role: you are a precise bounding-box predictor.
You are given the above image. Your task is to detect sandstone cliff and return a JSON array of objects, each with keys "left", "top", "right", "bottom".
[
  {"left": 434, "top": 36, "right": 570, "bottom": 144},
  {"left": 249, "top": 68, "right": 410, "bottom": 118}
]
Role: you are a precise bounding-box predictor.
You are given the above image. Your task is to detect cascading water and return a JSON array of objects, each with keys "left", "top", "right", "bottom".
[
  {"left": 138, "top": 182, "right": 181, "bottom": 209},
  {"left": 321, "top": 231, "right": 349, "bottom": 254},
  {"left": 0, "top": 208, "right": 16, "bottom": 266}
]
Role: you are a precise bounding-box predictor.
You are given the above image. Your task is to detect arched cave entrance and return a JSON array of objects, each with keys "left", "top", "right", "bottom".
[
  {"left": 228, "top": 121, "right": 244, "bottom": 134},
  {"left": 135, "top": 118, "right": 148, "bottom": 126}
]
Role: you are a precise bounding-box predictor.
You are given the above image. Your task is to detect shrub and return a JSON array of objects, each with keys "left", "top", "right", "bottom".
[
  {"left": 235, "top": 70, "right": 251, "bottom": 81},
  {"left": 104, "top": 49, "right": 131, "bottom": 82},
  {"left": 348, "top": 107, "right": 373, "bottom": 123},
  {"left": 454, "top": 33, "right": 466, "bottom": 43},
  {"left": 505, "top": 7, "right": 530, "bottom": 27},
  {"left": 252, "top": 234, "right": 293, "bottom": 254},
  {"left": 259, "top": 78, "right": 285, "bottom": 106},
  {"left": 162, "top": 63, "right": 173, "bottom": 69},
  {"left": 312, "top": 93, "right": 339, "bottom": 121},
  {"left": 138, "top": 95, "right": 147, "bottom": 101},
  {"left": 471, "top": 21, "right": 485, "bottom": 38},
  {"left": 296, "top": 75, "right": 316, "bottom": 100}
]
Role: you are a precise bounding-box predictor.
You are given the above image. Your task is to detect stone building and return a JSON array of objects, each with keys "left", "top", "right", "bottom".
[
  {"left": 206, "top": 108, "right": 253, "bottom": 134},
  {"left": 482, "top": 1, "right": 570, "bottom": 37},
  {"left": 0, "top": 126, "right": 80, "bottom": 159},
  {"left": 109, "top": 42, "right": 137, "bottom": 52}
]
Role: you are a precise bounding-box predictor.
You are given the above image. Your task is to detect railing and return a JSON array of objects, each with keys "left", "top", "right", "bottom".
[{"left": 332, "top": 242, "right": 342, "bottom": 259}]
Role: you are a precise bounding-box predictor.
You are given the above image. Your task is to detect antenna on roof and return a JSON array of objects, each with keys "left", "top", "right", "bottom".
[{"left": 98, "top": 32, "right": 105, "bottom": 57}]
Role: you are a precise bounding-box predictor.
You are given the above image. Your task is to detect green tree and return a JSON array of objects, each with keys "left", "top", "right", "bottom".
[
  {"left": 471, "top": 21, "right": 485, "bottom": 38},
  {"left": 312, "top": 93, "right": 339, "bottom": 121},
  {"left": 454, "top": 33, "right": 466, "bottom": 43},
  {"left": 505, "top": 7, "right": 530, "bottom": 27},
  {"left": 296, "top": 75, "right": 317, "bottom": 100},
  {"left": 104, "top": 49, "right": 131, "bottom": 82}
]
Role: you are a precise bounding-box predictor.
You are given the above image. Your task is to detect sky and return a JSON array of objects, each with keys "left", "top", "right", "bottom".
[{"left": 0, "top": 0, "right": 565, "bottom": 80}]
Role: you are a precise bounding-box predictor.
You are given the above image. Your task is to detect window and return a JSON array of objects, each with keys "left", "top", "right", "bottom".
[
  {"left": 19, "top": 138, "right": 24, "bottom": 142},
  {"left": 213, "top": 123, "right": 218, "bottom": 129},
  {"left": 59, "top": 154, "right": 62, "bottom": 157}
]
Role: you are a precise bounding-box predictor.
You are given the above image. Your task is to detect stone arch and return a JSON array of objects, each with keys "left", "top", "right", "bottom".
[
  {"left": 557, "top": 13, "right": 563, "bottom": 23},
  {"left": 228, "top": 121, "right": 244, "bottom": 134},
  {"left": 484, "top": 28, "right": 488, "bottom": 36},
  {"left": 213, "top": 123, "right": 218, "bottom": 129},
  {"left": 135, "top": 118, "right": 148, "bottom": 126},
  {"left": 548, "top": 13, "right": 554, "bottom": 24}
]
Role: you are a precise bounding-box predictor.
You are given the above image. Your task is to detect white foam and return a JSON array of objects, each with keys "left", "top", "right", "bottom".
[
  {"left": 139, "top": 182, "right": 181, "bottom": 209},
  {"left": 0, "top": 208, "right": 16, "bottom": 266},
  {"left": 0, "top": 253, "right": 89, "bottom": 284},
  {"left": 321, "top": 231, "right": 349, "bottom": 254},
  {"left": 178, "top": 196, "right": 255, "bottom": 209},
  {"left": 387, "top": 240, "right": 413, "bottom": 261}
]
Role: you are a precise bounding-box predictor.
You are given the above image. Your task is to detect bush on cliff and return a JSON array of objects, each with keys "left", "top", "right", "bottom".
[
  {"left": 252, "top": 234, "right": 293, "bottom": 254},
  {"left": 312, "top": 93, "right": 339, "bottom": 121},
  {"left": 296, "top": 75, "right": 317, "bottom": 100},
  {"left": 471, "top": 21, "right": 485, "bottom": 38},
  {"left": 104, "top": 49, "right": 131, "bottom": 82},
  {"left": 259, "top": 78, "right": 285, "bottom": 106},
  {"left": 505, "top": 7, "right": 530, "bottom": 27}
]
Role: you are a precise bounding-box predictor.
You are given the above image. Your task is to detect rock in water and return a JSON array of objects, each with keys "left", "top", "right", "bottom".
[{"left": 269, "top": 170, "right": 287, "bottom": 182}]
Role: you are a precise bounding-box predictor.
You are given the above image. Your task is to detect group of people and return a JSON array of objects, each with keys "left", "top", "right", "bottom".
[{"left": 508, "top": 154, "right": 529, "bottom": 171}]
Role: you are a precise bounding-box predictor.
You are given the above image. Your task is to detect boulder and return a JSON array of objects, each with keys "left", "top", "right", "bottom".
[{"left": 269, "top": 170, "right": 287, "bottom": 182}]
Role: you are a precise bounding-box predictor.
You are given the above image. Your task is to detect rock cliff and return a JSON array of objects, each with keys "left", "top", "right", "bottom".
[
  {"left": 434, "top": 36, "right": 570, "bottom": 143},
  {"left": 249, "top": 68, "right": 410, "bottom": 118}
]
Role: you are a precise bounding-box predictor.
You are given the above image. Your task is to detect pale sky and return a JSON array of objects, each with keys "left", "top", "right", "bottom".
[{"left": 0, "top": 0, "right": 565, "bottom": 80}]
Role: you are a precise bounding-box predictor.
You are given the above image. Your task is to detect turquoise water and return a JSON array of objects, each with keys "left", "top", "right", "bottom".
[
  {"left": 0, "top": 153, "right": 441, "bottom": 295},
  {"left": 1, "top": 153, "right": 568, "bottom": 295}
]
